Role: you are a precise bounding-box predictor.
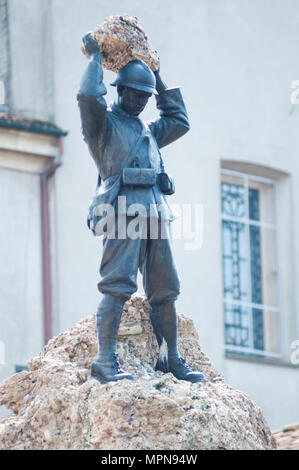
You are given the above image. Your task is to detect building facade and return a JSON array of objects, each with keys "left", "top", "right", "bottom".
[{"left": 0, "top": 0, "right": 298, "bottom": 430}]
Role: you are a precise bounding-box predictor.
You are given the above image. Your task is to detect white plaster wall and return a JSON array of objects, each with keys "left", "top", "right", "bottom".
[
  {"left": 8, "top": 0, "right": 54, "bottom": 120},
  {"left": 0, "top": 167, "right": 44, "bottom": 417},
  {"left": 224, "top": 358, "right": 299, "bottom": 430}
]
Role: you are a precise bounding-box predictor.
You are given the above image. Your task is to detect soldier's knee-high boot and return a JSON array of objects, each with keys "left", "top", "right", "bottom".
[
  {"left": 91, "top": 294, "right": 134, "bottom": 383},
  {"left": 149, "top": 301, "right": 207, "bottom": 383}
]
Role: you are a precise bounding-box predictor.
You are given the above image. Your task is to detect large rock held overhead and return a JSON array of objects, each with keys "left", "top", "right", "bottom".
[
  {"left": 82, "top": 15, "right": 159, "bottom": 72},
  {"left": 0, "top": 295, "right": 276, "bottom": 450}
]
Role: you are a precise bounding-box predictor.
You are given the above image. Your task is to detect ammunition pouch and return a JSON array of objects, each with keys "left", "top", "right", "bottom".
[
  {"left": 122, "top": 167, "right": 156, "bottom": 187},
  {"left": 157, "top": 172, "right": 175, "bottom": 195}
]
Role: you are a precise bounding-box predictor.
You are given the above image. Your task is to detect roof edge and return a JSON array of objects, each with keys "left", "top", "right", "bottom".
[{"left": 0, "top": 114, "right": 68, "bottom": 138}]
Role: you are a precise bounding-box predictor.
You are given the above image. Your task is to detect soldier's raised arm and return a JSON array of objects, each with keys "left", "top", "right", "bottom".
[
  {"left": 148, "top": 62, "right": 190, "bottom": 149},
  {"left": 77, "top": 33, "right": 107, "bottom": 142}
]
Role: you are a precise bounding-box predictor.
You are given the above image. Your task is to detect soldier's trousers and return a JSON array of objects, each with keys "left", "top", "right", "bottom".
[{"left": 97, "top": 216, "right": 181, "bottom": 305}]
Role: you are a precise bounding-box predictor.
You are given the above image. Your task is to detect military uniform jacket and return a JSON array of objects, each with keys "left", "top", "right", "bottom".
[{"left": 77, "top": 61, "right": 190, "bottom": 227}]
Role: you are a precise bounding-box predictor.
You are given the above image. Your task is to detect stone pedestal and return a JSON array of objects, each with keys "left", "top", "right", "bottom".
[{"left": 0, "top": 295, "right": 276, "bottom": 450}]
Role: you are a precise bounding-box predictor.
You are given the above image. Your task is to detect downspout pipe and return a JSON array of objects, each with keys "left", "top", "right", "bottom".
[{"left": 40, "top": 147, "right": 63, "bottom": 344}]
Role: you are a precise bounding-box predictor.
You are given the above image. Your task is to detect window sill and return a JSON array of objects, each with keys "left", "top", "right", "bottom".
[{"left": 225, "top": 350, "right": 299, "bottom": 368}]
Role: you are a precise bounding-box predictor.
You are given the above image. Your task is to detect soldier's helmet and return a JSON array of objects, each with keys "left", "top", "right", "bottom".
[{"left": 110, "top": 60, "right": 158, "bottom": 95}]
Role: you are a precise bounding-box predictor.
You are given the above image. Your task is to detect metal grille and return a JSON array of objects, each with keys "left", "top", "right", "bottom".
[{"left": 221, "top": 172, "right": 279, "bottom": 356}]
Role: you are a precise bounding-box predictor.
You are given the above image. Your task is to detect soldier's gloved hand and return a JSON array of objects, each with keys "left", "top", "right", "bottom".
[
  {"left": 153, "top": 58, "right": 168, "bottom": 93},
  {"left": 82, "top": 32, "right": 100, "bottom": 56}
]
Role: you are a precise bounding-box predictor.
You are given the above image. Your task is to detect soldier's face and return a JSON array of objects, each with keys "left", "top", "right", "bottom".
[{"left": 118, "top": 87, "right": 152, "bottom": 116}]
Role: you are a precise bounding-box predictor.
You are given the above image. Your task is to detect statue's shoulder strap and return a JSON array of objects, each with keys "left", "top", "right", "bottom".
[
  {"left": 95, "top": 120, "right": 149, "bottom": 188},
  {"left": 124, "top": 121, "right": 148, "bottom": 169}
]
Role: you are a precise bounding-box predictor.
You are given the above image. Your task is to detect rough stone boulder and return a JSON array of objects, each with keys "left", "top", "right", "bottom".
[
  {"left": 82, "top": 15, "right": 159, "bottom": 72},
  {"left": 0, "top": 295, "right": 275, "bottom": 450}
]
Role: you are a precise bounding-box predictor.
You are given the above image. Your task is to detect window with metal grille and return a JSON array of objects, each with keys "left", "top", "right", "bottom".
[{"left": 221, "top": 169, "right": 281, "bottom": 358}]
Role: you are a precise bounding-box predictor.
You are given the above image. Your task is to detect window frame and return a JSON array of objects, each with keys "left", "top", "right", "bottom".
[{"left": 221, "top": 168, "right": 282, "bottom": 358}]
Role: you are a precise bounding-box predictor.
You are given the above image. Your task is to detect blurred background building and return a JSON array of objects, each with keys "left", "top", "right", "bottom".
[{"left": 0, "top": 0, "right": 298, "bottom": 430}]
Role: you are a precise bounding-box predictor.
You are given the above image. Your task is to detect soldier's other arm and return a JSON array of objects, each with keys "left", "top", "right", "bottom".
[
  {"left": 77, "top": 33, "right": 107, "bottom": 143},
  {"left": 148, "top": 65, "right": 190, "bottom": 149}
]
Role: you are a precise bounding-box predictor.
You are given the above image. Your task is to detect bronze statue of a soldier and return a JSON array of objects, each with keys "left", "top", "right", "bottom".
[{"left": 77, "top": 32, "right": 207, "bottom": 384}]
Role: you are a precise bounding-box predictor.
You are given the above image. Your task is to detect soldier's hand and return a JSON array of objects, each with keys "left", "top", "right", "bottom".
[
  {"left": 82, "top": 32, "right": 100, "bottom": 55},
  {"left": 154, "top": 57, "right": 161, "bottom": 75}
]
